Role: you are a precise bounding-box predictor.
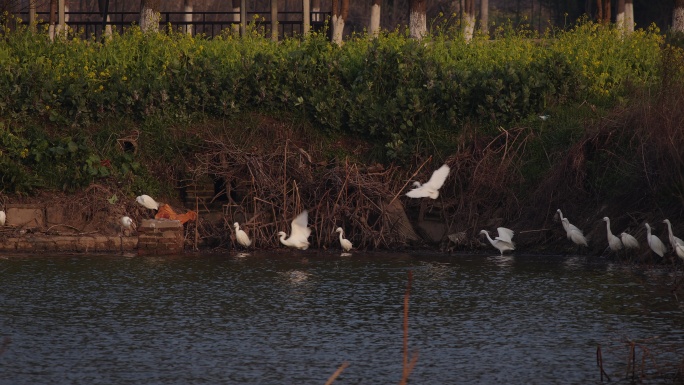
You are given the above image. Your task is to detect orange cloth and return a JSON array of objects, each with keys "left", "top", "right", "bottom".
[{"left": 155, "top": 204, "right": 198, "bottom": 224}]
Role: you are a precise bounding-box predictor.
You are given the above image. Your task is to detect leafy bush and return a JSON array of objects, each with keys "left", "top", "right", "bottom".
[{"left": 0, "top": 17, "right": 671, "bottom": 193}]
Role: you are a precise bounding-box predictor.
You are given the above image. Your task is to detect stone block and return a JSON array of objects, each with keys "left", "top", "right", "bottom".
[{"left": 5, "top": 204, "right": 45, "bottom": 228}]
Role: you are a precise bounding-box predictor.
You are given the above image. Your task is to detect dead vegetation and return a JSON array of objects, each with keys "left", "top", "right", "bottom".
[{"left": 191, "top": 122, "right": 423, "bottom": 250}]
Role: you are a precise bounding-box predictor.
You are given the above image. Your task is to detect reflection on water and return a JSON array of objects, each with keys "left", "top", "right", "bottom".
[{"left": 0, "top": 252, "right": 683, "bottom": 385}]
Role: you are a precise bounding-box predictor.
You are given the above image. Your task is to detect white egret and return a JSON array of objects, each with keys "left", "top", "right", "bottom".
[
  {"left": 620, "top": 232, "right": 640, "bottom": 250},
  {"left": 233, "top": 222, "right": 252, "bottom": 248},
  {"left": 0, "top": 210, "right": 5, "bottom": 226},
  {"left": 479, "top": 227, "right": 515, "bottom": 256},
  {"left": 120, "top": 216, "right": 135, "bottom": 235},
  {"left": 662, "top": 219, "right": 684, "bottom": 251},
  {"left": 278, "top": 210, "right": 311, "bottom": 250},
  {"left": 561, "top": 218, "right": 588, "bottom": 247},
  {"left": 406, "top": 164, "right": 450, "bottom": 199},
  {"left": 136, "top": 194, "right": 159, "bottom": 210},
  {"left": 645, "top": 223, "right": 666, "bottom": 258},
  {"left": 602, "top": 217, "right": 623, "bottom": 252},
  {"left": 121, "top": 216, "right": 133, "bottom": 229},
  {"left": 335, "top": 227, "right": 353, "bottom": 252},
  {"left": 556, "top": 209, "right": 583, "bottom": 234},
  {"left": 676, "top": 242, "right": 684, "bottom": 263}
]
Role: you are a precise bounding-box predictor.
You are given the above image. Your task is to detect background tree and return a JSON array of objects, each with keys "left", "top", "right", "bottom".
[
  {"left": 47, "top": 0, "right": 57, "bottom": 40},
  {"left": 480, "top": 0, "right": 489, "bottom": 34},
  {"left": 463, "top": 0, "right": 475, "bottom": 42},
  {"left": 369, "top": 0, "right": 381, "bottom": 37},
  {"left": 675, "top": 0, "right": 684, "bottom": 32},
  {"left": 140, "top": 0, "right": 160, "bottom": 32},
  {"left": 331, "top": 0, "right": 349, "bottom": 44},
  {"left": 408, "top": 0, "right": 426, "bottom": 39}
]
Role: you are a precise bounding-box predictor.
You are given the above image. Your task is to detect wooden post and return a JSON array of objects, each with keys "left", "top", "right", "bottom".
[
  {"left": 240, "top": 0, "right": 247, "bottom": 36},
  {"left": 302, "top": 0, "right": 310, "bottom": 36},
  {"left": 271, "top": 0, "right": 278, "bottom": 41}
]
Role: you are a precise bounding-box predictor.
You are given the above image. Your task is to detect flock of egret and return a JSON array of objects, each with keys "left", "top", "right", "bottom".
[
  {"left": 0, "top": 162, "right": 681, "bottom": 261},
  {"left": 480, "top": 208, "right": 684, "bottom": 263},
  {"left": 107, "top": 167, "right": 684, "bottom": 261}
]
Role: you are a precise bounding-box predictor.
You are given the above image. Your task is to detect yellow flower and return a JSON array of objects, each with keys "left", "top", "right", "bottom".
[
  {"left": 20, "top": 148, "right": 28, "bottom": 158},
  {"left": 122, "top": 75, "right": 128, "bottom": 81}
]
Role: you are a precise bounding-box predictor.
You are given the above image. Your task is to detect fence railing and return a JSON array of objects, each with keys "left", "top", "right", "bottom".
[{"left": 17, "top": 10, "right": 331, "bottom": 39}]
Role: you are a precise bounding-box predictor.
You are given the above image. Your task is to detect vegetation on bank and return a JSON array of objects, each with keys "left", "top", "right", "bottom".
[{"left": 1, "top": 18, "right": 684, "bottom": 253}]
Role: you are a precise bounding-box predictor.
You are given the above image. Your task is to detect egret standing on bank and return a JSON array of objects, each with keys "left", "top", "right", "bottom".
[
  {"left": 406, "top": 164, "right": 450, "bottom": 199},
  {"left": 663, "top": 219, "right": 684, "bottom": 251},
  {"left": 557, "top": 210, "right": 588, "bottom": 247},
  {"left": 645, "top": 223, "right": 666, "bottom": 258},
  {"left": 602, "top": 217, "right": 623, "bottom": 253},
  {"left": 278, "top": 210, "right": 312, "bottom": 250},
  {"left": 136, "top": 195, "right": 160, "bottom": 210},
  {"left": 335, "top": 227, "right": 353, "bottom": 252},
  {"left": 233, "top": 222, "right": 252, "bottom": 248},
  {"left": 120, "top": 216, "right": 135, "bottom": 235},
  {"left": 620, "top": 232, "right": 640, "bottom": 250}
]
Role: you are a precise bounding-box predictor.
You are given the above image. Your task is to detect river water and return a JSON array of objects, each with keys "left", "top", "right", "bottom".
[{"left": 0, "top": 251, "right": 683, "bottom": 384}]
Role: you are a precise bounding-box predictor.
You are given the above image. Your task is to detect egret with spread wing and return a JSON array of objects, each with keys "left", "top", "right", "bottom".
[
  {"left": 406, "top": 164, "right": 450, "bottom": 199},
  {"left": 480, "top": 227, "right": 515, "bottom": 255},
  {"left": 278, "top": 210, "right": 312, "bottom": 250}
]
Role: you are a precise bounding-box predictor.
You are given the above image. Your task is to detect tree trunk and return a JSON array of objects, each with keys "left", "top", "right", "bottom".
[
  {"left": 270, "top": 0, "right": 278, "bottom": 41},
  {"left": 231, "top": 0, "right": 240, "bottom": 35},
  {"left": 369, "top": 0, "right": 381, "bottom": 38},
  {"left": 624, "top": 0, "right": 634, "bottom": 33},
  {"left": 616, "top": 0, "right": 624, "bottom": 31},
  {"left": 463, "top": 0, "right": 475, "bottom": 42},
  {"left": 48, "top": 0, "right": 57, "bottom": 40},
  {"left": 675, "top": 0, "right": 684, "bottom": 32},
  {"left": 331, "top": 0, "right": 348, "bottom": 45},
  {"left": 408, "top": 0, "right": 426, "bottom": 40},
  {"left": 29, "top": 0, "right": 37, "bottom": 32},
  {"left": 479, "top": 0, "right": 488, "bottom": 34},
  {"left": 140, "top": 0, "right": 161, "bottom": 33},
  {"left": 184, "top": 0, "right": 193, "bottom": 35},
  {"left": 596, "top": 0, "right": 610, "bottom": 24}
]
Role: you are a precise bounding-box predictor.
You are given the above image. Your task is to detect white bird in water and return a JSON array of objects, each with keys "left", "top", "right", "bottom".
[
  {"left": 136, "top": 194, "right": 160, "bottom": 210},
  {"left": 645, "top": 223, "right": 666, "bottom": 258},
  {"left": 480, "top": 227, "right": 515, "bottom": 256},
  {"left": 662, "top": 219, "right": 684, "bottom": 251},
  {"left": 620, "top": 232, "right": 639, "bottom": 250},
  {"left": 233, "top": 222, "right": 252, "bottom": 248},
  {"left": 602, "top": 217, "right": 623, "bottom": 253},
  {"left": 335, "top": 227, "right": 353, "bottom": 252},
  {"left": 406, "top": 164, "right": 450, "bottom": 199},
  {"left": 278, "top": 210, "right": 312, "bottom": 250},
  {"left": 0, "top": 210, "right": 5, "bottom": 226}
]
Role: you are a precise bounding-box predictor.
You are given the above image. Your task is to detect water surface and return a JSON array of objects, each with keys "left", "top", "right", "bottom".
[{"left": 0, "top": 252, "right": 682, "bottom": 384}]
